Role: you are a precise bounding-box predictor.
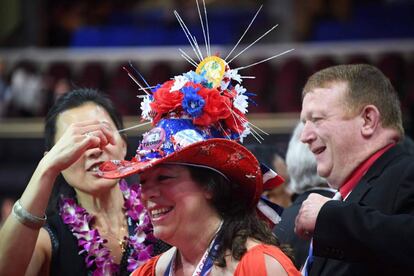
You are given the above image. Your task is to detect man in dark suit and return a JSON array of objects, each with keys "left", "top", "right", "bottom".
[
  {"left": 295, "top": 64, "right": 414, "bottom": 275},
  {"left": 274, "top": 122, "right": 335, "bottom": 269}
]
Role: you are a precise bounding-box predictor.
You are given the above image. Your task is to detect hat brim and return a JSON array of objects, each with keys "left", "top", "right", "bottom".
[{"left": 99, "top": 138, "right": 262, "bottom": 206}]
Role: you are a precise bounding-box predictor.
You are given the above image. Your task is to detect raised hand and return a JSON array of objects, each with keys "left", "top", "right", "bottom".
[
  {"left": 295, "top": 193, "right": 332, "bottom": 239},
  {"left": 42, "top": 120, "right": 116, "bottom": 175}
]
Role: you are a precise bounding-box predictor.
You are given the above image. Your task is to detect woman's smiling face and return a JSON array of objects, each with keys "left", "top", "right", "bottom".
[{"left": 139, "top": 164, "right": 216, "bottom": 243}]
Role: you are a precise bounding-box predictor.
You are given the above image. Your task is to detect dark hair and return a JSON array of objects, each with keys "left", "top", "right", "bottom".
[
  {"left": 44, "top": 88, "right": 124, "bottom": 151},
  {"left": 44, "top": 88, "right": 125, "bottom": 216},
  {"left": 188, "top": 166, "right": 293, "bottom": 267}
]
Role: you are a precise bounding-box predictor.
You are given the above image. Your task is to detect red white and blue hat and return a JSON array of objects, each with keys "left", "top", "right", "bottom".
[
  {"left": 99, "top": 56, "right": 283, "bottom": 225},
  {"left": 99, "top": 3, "right": 293, "bottom": 225}
]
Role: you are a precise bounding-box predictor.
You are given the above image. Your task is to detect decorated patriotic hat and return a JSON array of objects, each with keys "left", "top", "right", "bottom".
[
  {"left": 99, "top": 2, "right": 293, "bottom": 222},
  {"left": 99, "top": 56, "right": 282, "bottom": 207}
]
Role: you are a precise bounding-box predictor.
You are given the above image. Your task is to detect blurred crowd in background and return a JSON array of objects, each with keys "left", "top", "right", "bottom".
[
  {"left": 1, "top": 0, "right": 413, "bottom": 47},
  {"left": 0, "top": 0, "right": 413, "bottom": 221},
  {"left": 1, "top": 52, "right": 414, "bottom": 135},
  {"left": 0, "top": 0, "right": 413, "bottom": 121}
]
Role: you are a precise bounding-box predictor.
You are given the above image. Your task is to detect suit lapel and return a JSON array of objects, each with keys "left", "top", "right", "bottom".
[
  {"left": 345, "top": 179, "right": 371, "bottom": 203},
  {"left": 345, "top": 144, "right": 405, "bottom": 203}
]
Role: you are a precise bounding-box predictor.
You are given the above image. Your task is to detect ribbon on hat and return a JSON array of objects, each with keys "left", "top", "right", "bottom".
[
  {"left": 256, "top": 164, "right": 284, "bottom": 227},
  {"left": 261, "top": 163, "right": 284, "bottom": 190},
  {"left": 257, "top": 195, "right": 283, "bottom": 226}
]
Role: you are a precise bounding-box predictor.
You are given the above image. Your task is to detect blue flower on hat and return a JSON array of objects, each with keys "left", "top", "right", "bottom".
[
  {"left": 181, "top": 86, "right": 204, "bottom": 118},
  {"left": 151, "top": 84, "right": 162, "bottom": 92}
]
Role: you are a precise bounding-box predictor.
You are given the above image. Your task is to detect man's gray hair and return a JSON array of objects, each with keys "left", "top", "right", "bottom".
[{"left": 286, "top": 122, "right": 328, "bottom": 194}]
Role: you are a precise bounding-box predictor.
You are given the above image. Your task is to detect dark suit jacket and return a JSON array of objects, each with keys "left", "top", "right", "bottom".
[
  {"left": 310, "top": 144, "right": 414, "bottom": 275},
  {"left": 274, "top": 189, "right": 335, "bottom": 269}
]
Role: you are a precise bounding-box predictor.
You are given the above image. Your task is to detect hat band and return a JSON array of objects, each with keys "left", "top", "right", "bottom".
[{"left": 164, "top": 162, "right": 230, "bottom": 181}]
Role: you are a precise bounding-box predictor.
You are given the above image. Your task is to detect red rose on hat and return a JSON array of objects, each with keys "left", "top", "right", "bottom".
[
  {"left": 151, "top": 80, "right": 184, "bottom": 124},
  {"left": 194, "top": 85, "right": 231, "bottom": 126}
]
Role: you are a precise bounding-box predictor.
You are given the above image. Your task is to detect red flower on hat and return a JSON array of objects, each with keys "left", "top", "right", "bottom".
[
  {"left": 193, "top": 85, "right": 231, "bottom": 127},
  {"left": 148, "top": 79, "right": 247, "bottom": 136},
  {"left": 151, "top": 80, "right": 184, "bottom": 124}
]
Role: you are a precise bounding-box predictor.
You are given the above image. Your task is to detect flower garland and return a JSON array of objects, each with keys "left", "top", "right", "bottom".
[{"left": 59, "top": 180, "right": 153, "bottom": 275}]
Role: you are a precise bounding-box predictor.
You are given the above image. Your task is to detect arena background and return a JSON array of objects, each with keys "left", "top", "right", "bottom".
[{"left": 0, "top": 0, "right": 413, "bottom": 199}]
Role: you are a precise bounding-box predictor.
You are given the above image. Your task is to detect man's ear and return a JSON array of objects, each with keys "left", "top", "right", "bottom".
[{"left": 360, "top": 105, "right": 380, "bottom": 137}]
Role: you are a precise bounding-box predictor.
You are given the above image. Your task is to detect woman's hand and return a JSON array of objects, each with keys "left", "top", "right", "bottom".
[{"left": 42, "top": 120, "right": 116, "bottom": 176}]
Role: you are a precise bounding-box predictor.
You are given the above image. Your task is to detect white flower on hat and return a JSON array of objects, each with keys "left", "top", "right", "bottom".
[
  {"left": 239, "top": 122, "right": 251, "bottom": 143},
  {"left": 140, "top": 95, "right": 153, "bottom": 122},
  {"left": 171, "top": 75, "right": 189, "bottom": 92},
  {"left": 227, "top": 69, "right": 242, "bottom": 83},
  {"left": 221, "top": 69, "right": 242, "bottom": 90},
  {"left": 234, "top": 84, "right": 249, "bottom": 114}
]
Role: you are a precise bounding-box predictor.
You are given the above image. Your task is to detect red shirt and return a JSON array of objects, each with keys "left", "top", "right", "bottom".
[
  {"left": 131, "top": 244, "right": 300, "bottom": 276},
  {"left": 339, "top": 143, "right": 395, "bottom": 199}
]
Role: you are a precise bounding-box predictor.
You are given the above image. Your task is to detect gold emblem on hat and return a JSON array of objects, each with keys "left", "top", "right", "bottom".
[{"left": 196, "top": 56, "right": 227, "bottom": 89}]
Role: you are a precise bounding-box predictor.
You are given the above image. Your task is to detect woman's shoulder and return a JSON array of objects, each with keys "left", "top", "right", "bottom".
[
  {"left": 130, "top": 256, "right": 159, "bottom": 276},
  {"left": 235, "top": 242, "right": 300, "bottom": 276},
  {"left": 131, "top": 247, "right": 176, "bottom": 276}
]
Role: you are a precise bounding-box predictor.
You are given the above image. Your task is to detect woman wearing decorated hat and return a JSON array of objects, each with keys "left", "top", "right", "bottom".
[
  {"left": 99, "top": 56, "right": 300, "bottom": 275},
  {"left": 0, "top": 89, "right": 161, "bottom": 275}
]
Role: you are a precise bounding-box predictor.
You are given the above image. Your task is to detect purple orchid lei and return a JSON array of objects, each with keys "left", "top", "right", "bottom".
[{"left": 59, "top": 179, "right": 153, "bottom": 275}]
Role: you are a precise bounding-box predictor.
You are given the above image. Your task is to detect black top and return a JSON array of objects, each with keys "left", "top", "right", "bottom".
[
  {"left": 44, "top": 214, "right": 132, "bottom": 276},
  {"left": 44, "top": 214, "right": 170, "bottom": 275}
]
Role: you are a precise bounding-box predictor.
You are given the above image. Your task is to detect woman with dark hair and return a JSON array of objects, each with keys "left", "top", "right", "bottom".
[
  {"left": 134, "top": 162, "right": 299, "bottom": 275},
  {"left": 98, "top": 55, "right": 300, "bottom": 275},
  {"left": 0, "top": 89, "right": 155, "bottom": 275}
]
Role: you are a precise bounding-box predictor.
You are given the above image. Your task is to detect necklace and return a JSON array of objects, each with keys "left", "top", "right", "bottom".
[
  {"left": 101, "top": 223, "right": 128, "bottom": 254},
  {"left": 60, "top": 179, "right": 153, "bottom": 275}
]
